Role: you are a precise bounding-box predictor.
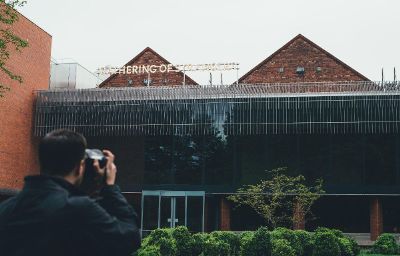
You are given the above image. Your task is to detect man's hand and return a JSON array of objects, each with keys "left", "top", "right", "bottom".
[
  {"left": 93, "top": 149, "right": 117, "bottom": 186},
  {"left": 102, "top": 150, "right": 117, "bottom": 185}
]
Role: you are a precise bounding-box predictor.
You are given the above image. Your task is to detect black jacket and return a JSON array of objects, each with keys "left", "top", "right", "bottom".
[{"left": 0, "top": 175, "right": 141, "bottom": 256}]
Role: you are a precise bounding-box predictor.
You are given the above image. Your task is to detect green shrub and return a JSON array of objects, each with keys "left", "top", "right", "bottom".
[
  {"left": 271, "top": 227, "right": 302, "bottom": 256},
  {"left": 271, "top": 239, "right": 296, "bottom": 256},
  {"left": 138, "top": 229, "right": 175, "bottom": 256},
  {"left": 211, "top": 231, "right": 241, "bottom": 256},
  {"left": 313, "top": 228, "right": 360, "bottom": 256},
  {"left": 252, "top": 227, "right": 272, "bottom": 256},
  {"left": 239, "top": 231, "right": 257, "bottom": 256},
  {"left": 294, "top": 230, "right": 313, "bottom": 256},
  {"left": 338, "top": 237, "right": 354, "bottom": 256},
  {"left": 372, "top": 233, "right": 398, "bottom": 255},
  {"left": 143, "top": 228, "right": 174, "bottom": 247},
  {"left": 159, "top": 237, "right": 177, "bottom": 256},
  {"left": 191, "top": 233, "right": 209, "bottom": 256},
  {"left": 239, "top": 228, "right": 271, "bottom": 256},
  {"left": 239, "top": 231, "right": 254, "bottom": 238},
  {"left": 312, "top": 231, "right": 341, "bottom": 256},
  {"left": 136, "top": 227, "right": 361, "bottom": 256},
  {"left": 315, "top": 227, "right": 345, "bottom": 238},
  {"left": 171, "top": 226, "right": 194, "bottom": 256},
  {"left": 203, "top": 237, "right": 230, "bottom": 256},
  {"left": 137, "top": 245, "right": 161, "bottom": 256},
  {"left": 346, "top": 236, "right": 360, "bottom": 256}
]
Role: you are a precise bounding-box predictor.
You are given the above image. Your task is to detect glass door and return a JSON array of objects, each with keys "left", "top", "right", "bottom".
[
  {"left": 160, "top": 196, "right": 186, "bottom": 228},
  {"left": 141, "top": 191, "right": 205, "bottom": 237},
  {"left": 173, "top": 196, "right": 186, "bottom": 228},
  {"left": 160, "top": 196, "right": 172, "bottom": 228}
]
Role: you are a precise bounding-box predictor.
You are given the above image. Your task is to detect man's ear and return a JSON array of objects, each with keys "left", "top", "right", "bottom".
[{"left": 77, "top": 159, "right": 85, "bottom": 177}]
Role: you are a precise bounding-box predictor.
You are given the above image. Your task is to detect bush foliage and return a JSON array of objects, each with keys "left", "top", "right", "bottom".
[
  {"left": 271, "top": 227, "right": 302, "bottom": 256},
  {"left": 210, "top": 231, "right": 241, "bottom": 256},
  {"left": 135, "top": 226, "right": 372, "bottom": 256},
  {"left": 271, "top": 239, "right": 296, "bottom": 256},
  {"left": 312, "top": 231, "right": 341, "bottom": 256},
  {"left": 372, "top": 233, "right": 399, "bottom": 255},
  {"left": 294, "top": 230, "right": 313, "bottom": 256}
]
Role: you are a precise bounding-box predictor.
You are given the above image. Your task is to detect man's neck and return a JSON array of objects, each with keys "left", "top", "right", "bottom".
[{"left": 60, "top": 175, "right": 77, "bottom": 187}]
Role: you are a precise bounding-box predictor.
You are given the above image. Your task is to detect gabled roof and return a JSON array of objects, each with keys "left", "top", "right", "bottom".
[
  {"left": 99, "top": 47, "right": 198, "bottom": 87},
  {"left": 238, "top": 34, "right": 370, "bottom": 82}
]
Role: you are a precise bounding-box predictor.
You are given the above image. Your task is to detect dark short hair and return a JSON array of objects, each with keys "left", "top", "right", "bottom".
[{"left": 39, "top": 129, "right": 87, "bottom": 176}]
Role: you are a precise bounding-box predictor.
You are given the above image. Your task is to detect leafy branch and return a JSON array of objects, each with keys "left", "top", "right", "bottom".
[
  {"left": 228, "top": 167, "right": 325, "bottom": 229},
  {"left": 0, "top": 0, "right": 28, "bottom": 97}
]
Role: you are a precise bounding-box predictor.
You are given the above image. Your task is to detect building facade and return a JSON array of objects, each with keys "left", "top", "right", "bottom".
[
  {"left": 33, "top": 34, "right": 400, "bottom": 240},
  {"left": 0, "top": 10, "right": 52, "bottom": 198}
]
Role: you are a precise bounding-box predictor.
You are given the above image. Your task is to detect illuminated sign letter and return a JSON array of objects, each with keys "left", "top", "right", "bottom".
[
  {"left": 167, "top": 64, "right": 174, "bottom": 73},
  {"left": 159, "top": 64, "right": 167, "bottom": 73},
  {"left": 117, "top": 67, "right": 126, "bottom": 74},
  {"left": 132, "top": 65, "right": 138, "bottom": 74},
  {"left": 126, "top": 66, "right": 132, "bottom": 74},
  {"left": 142, "top": 65, "right": 150, "bottom": 74},
  {"left": 149, "top": 65, "right": 157, "bottom": 73}
]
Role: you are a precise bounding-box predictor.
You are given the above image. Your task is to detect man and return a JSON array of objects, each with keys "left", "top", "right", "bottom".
[{"left": 0, "top": 129, "right": 141, "bottom": 256}]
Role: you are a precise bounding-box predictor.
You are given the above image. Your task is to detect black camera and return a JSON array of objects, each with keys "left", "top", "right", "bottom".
[
  {"left": 85, "top": 149, "right": 107, "bottom": 169},
  {"left": 80, "top": 149, "right": 108, "bottom": 195}
]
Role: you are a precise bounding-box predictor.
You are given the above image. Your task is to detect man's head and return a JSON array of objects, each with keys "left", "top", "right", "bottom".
[{"left": 39, "top": 129, "right": 87, "bottom": 184}]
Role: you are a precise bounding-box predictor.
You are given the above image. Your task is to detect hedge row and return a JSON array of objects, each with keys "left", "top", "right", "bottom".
[{"left": 134, "top": 226, "right": 360, "bottom": 256}]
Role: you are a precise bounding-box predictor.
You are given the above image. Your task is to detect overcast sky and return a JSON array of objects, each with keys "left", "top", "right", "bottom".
[{"left": 19, "top": 0, "right": 399, "bottom": 84}]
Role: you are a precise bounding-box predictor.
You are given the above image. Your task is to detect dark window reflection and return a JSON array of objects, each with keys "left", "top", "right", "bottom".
[
  {"left": 173, "top": 136, "right": 203, "bottom": 185},
  {"left": 144, "top": 136, "right": 173, "bottom": 184},
  {"left": 144, "top": 133, "right": 234, "bottom": 186},
  {"left": 204, "top": 135, "right": 233, "bottom": 185},
  {"left": 87, "top": 133, "right": 400, "bottom": 193},
  {"left": 236, "top": 134, "right": 399, "bottom": 193}
]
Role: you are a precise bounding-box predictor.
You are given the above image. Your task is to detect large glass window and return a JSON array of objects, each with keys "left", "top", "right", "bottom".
[
  {"left": 87, "top": 133, "right": 400, "bottom": 193},
  {"left": 144, "top": 135, "right": 204, "bottom": 185},
  {"left": 236, "top": 134, "right": 400, "bottom": 193},
  {"left": 307, "top": 196, "right": 370, "bottom": 232},
  {"left": 143, "top": 134, "right": 235, "bottom": 186},
  {"left": 144, "top": 136, "right": 173, "bottom": 184}
]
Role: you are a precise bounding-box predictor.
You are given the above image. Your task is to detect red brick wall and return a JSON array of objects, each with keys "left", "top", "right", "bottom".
[
  {"left": 0, "top": 12, "right": 52, "bottom": 190},
  {"left": 240, "top": 35, "right": 368, "bottom": 84},
  {"left": 100, "top": 48, "right": 197, "bottom": 88},
  {"left": 370, "top": 197, "right": 383, "bottom": 241},
  {"left": 220, "top": 197, "right": 231, "bottom": 231}
]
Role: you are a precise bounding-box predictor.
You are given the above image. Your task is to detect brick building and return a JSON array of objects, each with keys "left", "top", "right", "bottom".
[
  {"left": 0, "top": 10, "right": 52, "bottom": 197},
  {"left": 239, "top": 34, "right": 369, "bottom": 83},
  {"left": 100, "top": 47, "right": 197, "bottom": 88},
  {"left": 27, "top": 34, "right": 400, "bottom": 240}
]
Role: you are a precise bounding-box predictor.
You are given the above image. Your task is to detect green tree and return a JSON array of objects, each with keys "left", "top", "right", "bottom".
[
  {"left": 0, "top": 0, "right": 28, "bottom": 97},
  {"left": 228, "top": 167, "right": 324, "bottom": 228}
]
